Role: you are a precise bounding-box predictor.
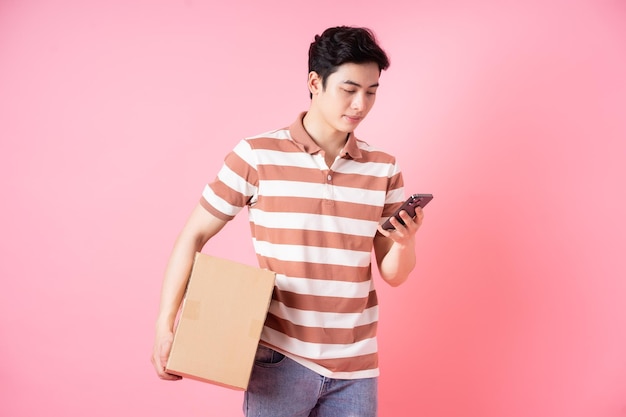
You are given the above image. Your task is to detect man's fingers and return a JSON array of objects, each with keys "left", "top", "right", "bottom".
[
  {"left": 159, "top": 340, "right": 172, "bottom": 368},
  {"left": 151, "top": 339, "right": 182, "bottom": 381}
]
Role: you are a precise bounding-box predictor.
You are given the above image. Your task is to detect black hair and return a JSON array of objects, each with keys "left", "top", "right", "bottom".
[{"left": 308, "top": 26, "right": 390, "bottom": 97}]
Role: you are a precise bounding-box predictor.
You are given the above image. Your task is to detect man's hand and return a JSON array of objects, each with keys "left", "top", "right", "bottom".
[
  {"left": 376, "top": 206, "right": 423, "bottom": 242},
  {"left": 151, "top": 330, "right": 182, "bottom": 381},
  {"left": 374, "top": 207, "right": 424, "bottom": 286},
  {"left": 150, "top": 204, "right": 228, "bottom": 381}
]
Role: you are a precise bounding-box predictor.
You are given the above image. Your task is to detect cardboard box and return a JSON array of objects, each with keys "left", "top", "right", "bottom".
[{"left": 165, "top": 252, "right": 275, "bottom": 390}]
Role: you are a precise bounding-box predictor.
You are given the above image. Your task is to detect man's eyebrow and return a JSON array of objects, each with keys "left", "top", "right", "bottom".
[{"left": 342, "top": 80, "right": 380, "bottom": 88}]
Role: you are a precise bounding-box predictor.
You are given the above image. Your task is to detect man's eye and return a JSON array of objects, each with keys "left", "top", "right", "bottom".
[
  {"left": 343, "top": 89, "right": 356, "bottom": 94},
  {"left": 367, "top": 91, "right": 377, "bottom": 96}
]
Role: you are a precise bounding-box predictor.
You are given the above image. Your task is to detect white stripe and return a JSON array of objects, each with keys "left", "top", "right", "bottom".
[
  {"left": 253, "top": 149, "right": 317, "bottom": 167},
  {"left": 201, "top": 185, "right": 241, "bottom": 216},
  {"left": 385, "top": 188, "right": 405, "bottom": 205},
  {"left": 253, "top": 240, "right": 371, "bottom": 267},
  {"left": 275, "top": 274, "right": 373, "bottom": 297},
  {"left": 262, "top": 180, "right": 321, "bottom": 197},
  {"left": 261, "top": 327, "right": 378, "bottom": 360},
  {"left": 269, "top": 302, "right": 378, "bottom": 329},
  {"left": 247, "top": 128, "right": 291, "bottom": 140},
  {"left": 250, "top": 210, "right": 378, "bottom": 236},
  {"left": 278, "top": 350, "right": 380, "bottom": 379},
  {"left": 232, "top": 139, "right": 256, "bottom": 167},
  {"left": 333, "top": 160, "right": 399, "bottom": 177}
]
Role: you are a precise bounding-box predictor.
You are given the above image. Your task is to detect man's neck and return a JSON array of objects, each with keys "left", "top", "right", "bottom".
[{"left": 302, "top": 110, "right": 349, "bottom": 157}]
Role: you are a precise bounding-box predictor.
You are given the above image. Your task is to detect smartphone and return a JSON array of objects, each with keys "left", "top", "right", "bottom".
[{"left": 381, "top": 193, "right": 433, "bottom": 230}]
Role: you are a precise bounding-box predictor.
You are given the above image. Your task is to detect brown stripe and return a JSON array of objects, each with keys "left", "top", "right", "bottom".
[
  {"left": 385, "top": 173, "right": 403, "bottom": 194},
  {"left": 258, "top": 164, "right": 390, "bottom": 191},
  {"left": 265, "top": 314, "right": 378, "bottom": 345},
  {"left": 273, "top": 289, "right": 378, "bottom": 313},
  {"left": 208, "top": 181, "right": 250, "bottom": 208},
  {"left": 257, "top": 165, "right": 322, "bottom": 183},
  {"left": 223, "top": 150, "right": 259, "bottom": 186},
  {"left": 256, "top": 196, "right": 383, "bottom": 222},
  {"left": 313, "top": 352, "right": 378, "bottom": 373},
  {"left": 358, "top": 147, "right": 398, "bottom": 164},
  {"left": 199, "top": 198, "right": 234, "bottom": 221}
]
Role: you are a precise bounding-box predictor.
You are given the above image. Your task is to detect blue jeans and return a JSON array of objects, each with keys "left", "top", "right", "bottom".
[{"left": 243, "top": 345, "right": 378, "bottom": 417}]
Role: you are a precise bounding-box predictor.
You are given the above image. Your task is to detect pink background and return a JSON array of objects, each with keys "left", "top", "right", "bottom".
[{"left": 2, "top": 0, "right": 625, "bottom": 416}]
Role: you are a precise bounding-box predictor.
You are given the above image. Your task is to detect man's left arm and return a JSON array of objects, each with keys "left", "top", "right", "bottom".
[{"left": 373, "top": 207, "right": 424, "bottom": 286}]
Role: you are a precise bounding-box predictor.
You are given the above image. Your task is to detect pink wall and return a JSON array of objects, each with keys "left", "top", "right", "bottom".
[{"left": 1, "top": 1, "right": 625, "bottom": 416}]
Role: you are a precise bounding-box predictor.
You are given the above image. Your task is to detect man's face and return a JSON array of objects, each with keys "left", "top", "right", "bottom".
[{"left": 309, "top": 62, "right": 381, "bottom": 134}]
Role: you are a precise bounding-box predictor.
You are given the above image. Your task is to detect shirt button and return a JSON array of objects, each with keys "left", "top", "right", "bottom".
[{"left": 327, "top": 175, "right": 332, "bottom": 181}]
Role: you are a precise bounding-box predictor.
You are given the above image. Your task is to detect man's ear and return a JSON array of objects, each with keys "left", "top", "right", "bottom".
[{"left": 308, "top": 71, "right": 323, "bottom": 96}]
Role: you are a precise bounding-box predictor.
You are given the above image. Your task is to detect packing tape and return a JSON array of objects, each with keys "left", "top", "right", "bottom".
[{"left": 182, "top": 299, "right": 201, "bottom": 321}]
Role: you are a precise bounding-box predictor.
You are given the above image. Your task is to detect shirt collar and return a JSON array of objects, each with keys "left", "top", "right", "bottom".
[{"left": 289, "top": 112, "right": 363, "bottom": 160}]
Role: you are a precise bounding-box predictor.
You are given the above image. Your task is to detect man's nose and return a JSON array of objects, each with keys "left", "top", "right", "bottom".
[{"left": 351, "top": 93, "right": 365, "bottom": 111}]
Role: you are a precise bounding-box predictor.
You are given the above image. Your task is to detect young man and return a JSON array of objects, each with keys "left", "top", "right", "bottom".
[{"left": 151, "top": 26, "right": 425, "bottom": 416}]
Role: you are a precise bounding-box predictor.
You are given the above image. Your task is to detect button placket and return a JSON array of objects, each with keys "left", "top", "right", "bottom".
[{"left": 323, "top": 169, "right": 334, "bottom": 205}]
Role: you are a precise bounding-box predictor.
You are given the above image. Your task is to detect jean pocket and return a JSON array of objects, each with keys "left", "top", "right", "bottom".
[{"left": 254, "top": 344, "right": 286, "bottom": 367}]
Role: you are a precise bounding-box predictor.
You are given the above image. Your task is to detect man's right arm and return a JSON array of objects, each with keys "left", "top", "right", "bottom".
[{"left": 151, "top": 203, "right": 227, "bottom": 380}]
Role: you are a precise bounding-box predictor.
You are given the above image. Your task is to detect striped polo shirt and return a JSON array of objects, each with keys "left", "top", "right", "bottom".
[{"left": 200, "top": 112, "right": 405, "bottom": 379}]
